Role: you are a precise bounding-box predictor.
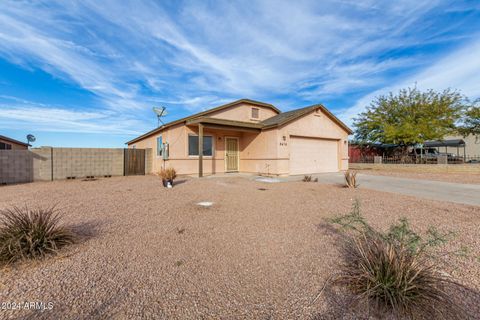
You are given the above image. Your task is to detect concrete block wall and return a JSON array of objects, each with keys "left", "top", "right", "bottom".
[
  {"left": 51, "top": 148, "right": 124, "bottom": 180},
  {"left": 0, "top": 150, "right": 34, "bottom": 184},
  {"left": 33, "top": 147, "right": 53, "bottom": 181},
  {"left": 1, "top": 147, "right": 151, "bottom": 184}
]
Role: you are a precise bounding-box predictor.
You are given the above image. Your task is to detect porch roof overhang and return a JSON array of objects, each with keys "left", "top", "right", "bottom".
[{"left": 186, "top": 117, "right": 262, "bottom": 133}]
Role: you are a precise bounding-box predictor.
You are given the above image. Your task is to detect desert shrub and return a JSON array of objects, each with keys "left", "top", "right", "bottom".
[
  {"left": 159, "top": 168, "right": 177, "bottom": 181},
  {"left": 0, "top": 206, "right": 74, "bottom": 264},
  {"left": 344, "top": 170, "right": 358, "bottom": 188},
  {"left": 330, "top": 201, "right": 451, "bottom": 253},
  {"left": 328, "top": 201, "right": 464, "bottom": 319}
]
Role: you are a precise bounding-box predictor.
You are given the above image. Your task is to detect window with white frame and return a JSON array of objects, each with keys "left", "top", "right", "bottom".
[{"left": 188, "top": 135, "right": 213, "bottom": 156}]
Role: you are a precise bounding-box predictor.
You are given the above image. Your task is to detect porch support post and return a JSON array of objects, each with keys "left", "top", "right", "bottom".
[{"left": 198, "top": 123, "right": 203, "bottom": 177}]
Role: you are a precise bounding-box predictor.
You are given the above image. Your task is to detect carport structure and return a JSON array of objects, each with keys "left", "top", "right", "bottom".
[{"left": 425, "top": 139, "right": 466, "bottom": 160}]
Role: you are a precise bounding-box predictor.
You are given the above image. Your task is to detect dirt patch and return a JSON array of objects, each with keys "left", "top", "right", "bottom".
[{"left": 0, "top": 176, "right": 479, "bottom": 319}]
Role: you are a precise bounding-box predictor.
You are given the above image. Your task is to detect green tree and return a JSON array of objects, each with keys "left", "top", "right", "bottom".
[
  {"left": 458, "top": 100, "right": 480, "bottom": 137},
  {"left": 354, "top": 87, "right": 464, "bottom": 146}
]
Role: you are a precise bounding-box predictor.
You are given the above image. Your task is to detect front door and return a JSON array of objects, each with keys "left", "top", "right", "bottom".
[{"left": 225, "top": 137, "right": 239, "bottom": 172}]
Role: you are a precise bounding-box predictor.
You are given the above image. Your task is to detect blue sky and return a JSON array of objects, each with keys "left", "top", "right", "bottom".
[{"left": 1, "top": 0, "right": 480, "bottom": 147}]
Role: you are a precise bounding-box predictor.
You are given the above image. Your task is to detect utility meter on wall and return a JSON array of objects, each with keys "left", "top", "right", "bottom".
[{"left": 162, "top": 143, "right": 169, "bottom": 160}]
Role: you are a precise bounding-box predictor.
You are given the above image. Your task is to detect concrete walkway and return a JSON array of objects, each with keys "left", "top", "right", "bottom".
[{"left": 286, "top": 173, "right": 480, "bottom": 206}]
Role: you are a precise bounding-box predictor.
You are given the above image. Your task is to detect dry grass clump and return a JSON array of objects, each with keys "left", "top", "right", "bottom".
[
  {"left": 159, "top": 168, "right": 177, "bottom": 187},
  {"left": 159, "top": 168, "right": 177, "bottom": 181},
  {"left": 344, "top": 170, "right": 358, "bottom": 188},
  {"left": 0, "top": 206, "right": 75, "bottom": 264},
  {"left": 303, "top": 175, "right": 318, "bottom": 182},
  {"left": 328, "top": 201, "right": 466, "bottom": 319}
]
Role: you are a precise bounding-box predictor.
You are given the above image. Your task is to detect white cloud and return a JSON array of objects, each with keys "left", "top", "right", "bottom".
[
  {"left": 0, "top": 97, "right": 142, "bottom": 135},
  {"left": 0, "top": 0, "right": 478, "bottom": 137},
  {"left": 0, "top": 105, "right": 143, "bottom": 135},
  {"left": 338, "top": 38, "right": 480, "bottom": 127}
]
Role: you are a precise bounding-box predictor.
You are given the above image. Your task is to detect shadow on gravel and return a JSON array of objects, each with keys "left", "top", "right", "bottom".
[
  {"left": 316, "top": 221, "right": 343, "bottom": 238},
  {"left": 312, "top": 284, "right": 480, "bottom": 320},
  {"left": 173, "top": 179, "right": 188, "bottom": 186},
  {"left": 70, "top": 219, "right": 104, "bottom": 242}
]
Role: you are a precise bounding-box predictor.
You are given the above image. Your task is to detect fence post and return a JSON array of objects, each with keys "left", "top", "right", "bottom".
[
  {"left": 123, "top": 148, "right": 126, "bottom": 176},
  {"left": 374, "top": 156, "right": 382, "bottom": 164},
  {"left": 51, "top": 147, "right": 54, "bottom": 181},
  {"left": 437, "top": 155, "right": 448, "bottom": 165}
]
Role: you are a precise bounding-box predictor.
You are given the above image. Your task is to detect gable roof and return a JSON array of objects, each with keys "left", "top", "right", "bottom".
[
  {"left": 0, "top": 135, "right": 30, "bottom": 147},
  {"left": 126, "top": 100, "right": 352, "bottom": 145},
  {"left": 261, "top": 104, "right": 353, "bottom": 134},
  {"left": 126, "top": 99, "right": 279, "bottom": 144}
]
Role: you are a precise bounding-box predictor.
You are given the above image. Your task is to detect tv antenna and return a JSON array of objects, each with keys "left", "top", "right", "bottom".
[
  {"left": 153, "top": 107, "right": 168, "bottom": 127},
  {"left": 26, "top": 134, "right": 36, "bottom": 146}
]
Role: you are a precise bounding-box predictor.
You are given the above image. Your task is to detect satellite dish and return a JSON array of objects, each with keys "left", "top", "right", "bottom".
[
  {"left": 153, "top": 107, "right": 168, "bottom": 126},
  {"left": 26, "top": 134, "right": 36, "bottom": 144}
]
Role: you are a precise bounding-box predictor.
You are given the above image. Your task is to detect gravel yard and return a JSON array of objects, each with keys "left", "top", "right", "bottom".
[
  {"left": 1, "top": 176, "right": 479, "bottom": 319},
  {"left": 356, "top": 169, "right": 480, "bottom": 184}
]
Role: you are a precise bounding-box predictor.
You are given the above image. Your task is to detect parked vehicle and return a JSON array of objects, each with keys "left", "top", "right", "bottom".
[
  {"left": 409, "top": 147, "right": 463, "bottom": 163},
  {"left": 409, "top": 148, "right": 440, "bottom": 163}
]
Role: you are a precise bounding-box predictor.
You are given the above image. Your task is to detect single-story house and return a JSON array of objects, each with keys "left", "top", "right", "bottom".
[
  {"left": 127, "top": 99, "right": 352, "bottom": 176},
  {"left": 0, "top": 135, "right": 30, "bottom": 150}
]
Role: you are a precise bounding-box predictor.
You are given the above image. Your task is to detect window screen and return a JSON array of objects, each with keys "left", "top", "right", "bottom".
[
  {"left": 251, "top": 108, "right": 259, "bottom": 119},
  {"left": 157, "top": 136, "right": 162, "bottom": 156},
  {"left": 0, "top": 142, "right": 11, "bottom": 150},
  {"left": 188, "top": 135, "right": 213, "bottom": 156}
]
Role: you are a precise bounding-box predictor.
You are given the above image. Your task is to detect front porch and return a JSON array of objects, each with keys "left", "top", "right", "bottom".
[{"left": 186, "top": 117, "right": 263, "bottom": 177}]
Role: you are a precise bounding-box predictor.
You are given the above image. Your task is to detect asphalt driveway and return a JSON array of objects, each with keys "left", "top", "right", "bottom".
[{"left": 288, "top": 173, "right": 480, "bottom": 206}]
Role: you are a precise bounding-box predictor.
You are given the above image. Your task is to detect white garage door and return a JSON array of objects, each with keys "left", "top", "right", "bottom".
[{"left": 289, "top": 137, "right": 339, "bottom": 175}]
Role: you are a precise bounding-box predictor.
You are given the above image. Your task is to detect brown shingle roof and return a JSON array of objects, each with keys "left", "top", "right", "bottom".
[
  {"left": 261, "top": 104, "right": 353, "bottom": 134},
  {"left": 261, "top": 106, "right": 315, "bottom": 127}
]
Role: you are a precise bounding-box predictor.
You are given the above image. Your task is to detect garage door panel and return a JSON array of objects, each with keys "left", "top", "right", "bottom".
[{"left": 289, "top": 137, "right": 338, "bottom": 175}]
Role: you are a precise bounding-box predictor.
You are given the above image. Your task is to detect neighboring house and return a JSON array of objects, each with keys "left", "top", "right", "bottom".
[
  {"left": 127, "top": 99, "right": 352, "bottom": 176},
  {"left": 443, "top": 134, "right": 480, "bottom": 158},
  {"left": 0, "top": 135, "right": 30, "bottom": 150}
]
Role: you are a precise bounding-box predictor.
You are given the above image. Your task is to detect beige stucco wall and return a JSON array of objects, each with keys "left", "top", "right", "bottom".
[
  {"left": 241, "top": 129, "right": 282, "bottom": 175},
  {"left": 134, "top": 123, "right": 243, "bottom": 175},
  {"left": 208, "top": 103, "right": 278, "bottom": 123},
  {"left": 130, "top": 105, "right": 350, "bottom": 176}
]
